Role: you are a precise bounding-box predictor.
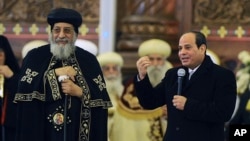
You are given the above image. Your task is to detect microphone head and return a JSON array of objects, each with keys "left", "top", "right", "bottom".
[
  {"left": 177, "top": 68, "right": 186, "bottom": 77},
  {"left": 58, "top": 75, "right": 69, "bottom": 82}
]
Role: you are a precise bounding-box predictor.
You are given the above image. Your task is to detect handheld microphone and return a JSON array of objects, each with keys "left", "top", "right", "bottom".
[
  {"left": 58, "top": 75, "right": 69, "bottom": 83},
  {"left": 177, "top": 68, "right": 186, "bottom": 95}
]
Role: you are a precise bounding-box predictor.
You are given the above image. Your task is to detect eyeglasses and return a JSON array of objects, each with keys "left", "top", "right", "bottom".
[
  {"left": 102, "top": 65, "right": 120, "bottom": 72},
  {"left": 52, "top": 27, "right": 73, "bottom": 34},
  {"left": 149, "top": 56, "right": 164, "bottom": 62}
]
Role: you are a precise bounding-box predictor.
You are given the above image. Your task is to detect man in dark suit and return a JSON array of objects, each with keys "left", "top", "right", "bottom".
[{"left": 134, "top": 31, "right": 237, "bottom": 141}]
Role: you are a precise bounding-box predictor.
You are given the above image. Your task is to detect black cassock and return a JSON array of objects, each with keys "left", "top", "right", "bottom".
[{"left": 14, "top": 45, "right": 112, "bottom": 141}]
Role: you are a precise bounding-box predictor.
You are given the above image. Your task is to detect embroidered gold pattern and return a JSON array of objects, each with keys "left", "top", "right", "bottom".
[
  {"left": 14, "top": 91, "right": 45, "bottom": 101},
  {"left": 21, "top": 68, "right": 38, "bottom": 84},
  {"left": 93, "top": 75, "right": 106, "bottom": 91},
  {"left": 90, "top": 99, "right": 112, "bottom": 108},
  {"left": 47, "top": 69, "right": 61, "bottom": 100},
  {"left": 69, "top": 57, "right": 92, "bottom": 141},
  {"left": 46, "top": 54, "right": 93, "bottom": 141},
  {"left": 16, "top": 53, "right": 112, "bottom": 141},
  {"left": 148, "top": 118, "right": 164, "bottom": 141}
]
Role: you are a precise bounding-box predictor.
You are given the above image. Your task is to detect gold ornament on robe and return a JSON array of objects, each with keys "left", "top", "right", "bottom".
[
  {"left": 246, "top": 99, "right": 250, "bottom": 111},
  {"left": 0, "top": 74, "right": 4, "bottom": 98}
]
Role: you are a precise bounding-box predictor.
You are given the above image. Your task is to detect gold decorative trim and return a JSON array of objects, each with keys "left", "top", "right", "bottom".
[
  {"left": 14, "top": 91, "right": 45, "bottom": 102},
  {"left": 89, "top": 99, "right": 112, "bottom": 109},
  {"left": 0, "top": 23, "right": 96, "bottom": 36},
  {"left": 116, "top": 100, "right": 163, "bottom": 119},
  {"left": 47, "top": 69, "right": 62, "bottom": 100}
]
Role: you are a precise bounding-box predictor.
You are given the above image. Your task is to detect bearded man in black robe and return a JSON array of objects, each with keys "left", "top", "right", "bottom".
[{"left": 14, "top": 8, "right": 112, "bottom": 141}]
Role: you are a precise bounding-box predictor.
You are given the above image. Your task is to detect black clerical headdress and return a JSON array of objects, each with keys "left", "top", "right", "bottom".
[
  {"left": 47, "top": 8, "right": 82, "bottom": 34},
  {"left": 0, "top": 35, "right": 20, "bottom": 73}
]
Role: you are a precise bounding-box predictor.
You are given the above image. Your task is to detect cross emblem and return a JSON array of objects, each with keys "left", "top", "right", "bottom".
[
  {"left": 82, "top": 109, "right": 90, "bottom": 118},
  {"left": 93, "top": 75, "right": 106, "bottom": 91},
  {"left": 21, "top": 68, "right": 38, "bottom": 84}
]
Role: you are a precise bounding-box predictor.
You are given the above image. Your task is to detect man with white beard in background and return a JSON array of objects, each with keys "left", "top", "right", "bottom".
[
  {"left": 14, "top": 8, "right": 111, "bottom": 141},
  {"left": 110, "top": 39, "right": 173, "bottom": 141},
  {"left": 97, "top": 51, "right": 124, "bottom": 141}
]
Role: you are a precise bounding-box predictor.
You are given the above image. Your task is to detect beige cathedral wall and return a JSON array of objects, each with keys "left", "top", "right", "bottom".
[
  {"left": 2, "top": 22, "right": 99, "bottom": 66},
  {"left": 188, "top": 0, "right": 250, "bottom": 70},
  {"left": 145, "top": 0, "right": 250, "bottom": 71}
]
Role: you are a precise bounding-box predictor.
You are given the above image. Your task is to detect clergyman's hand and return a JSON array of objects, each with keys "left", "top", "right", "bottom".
[
  {"left": 60, "top": 79, "right": 83, "bottom": 98},
  {"left": 136, "top": 56, "right": 151, "bottom": 80},
  {"left": 0, "top": 65, "right": 14, "bottom": 78},
  {"left": 55, "top": 66, "right": 76, "bottom": 81}
]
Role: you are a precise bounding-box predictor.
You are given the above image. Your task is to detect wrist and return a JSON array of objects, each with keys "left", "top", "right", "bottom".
[
  {"left": 139, "top": 74, "right": 145, "bottom": 80},
  {"left": 76, "top": 86, "right": 83, "bottom": 98},
  {"left": 6, "top": 71, "right": 14, "bottom": 78}
]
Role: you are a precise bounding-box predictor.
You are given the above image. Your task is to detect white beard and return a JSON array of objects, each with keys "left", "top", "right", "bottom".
[
  {"left": 104, "top": 74, "right": 124, "bottom": 98},
  {"left": 147, "top": 63, "right": 170, "bottom": 87},
  {"left": 49, "top": 34, "right": 77, "bottom": 60}
]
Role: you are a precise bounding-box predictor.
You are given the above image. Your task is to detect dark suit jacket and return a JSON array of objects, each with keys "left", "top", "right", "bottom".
[{"left": 134, "top": 55, "right": 237, "bottom": 141}]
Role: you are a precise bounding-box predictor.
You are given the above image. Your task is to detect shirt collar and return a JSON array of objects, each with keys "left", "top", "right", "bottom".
[{"left": 188, "top": 65, "right": 200, "bottom": 73}]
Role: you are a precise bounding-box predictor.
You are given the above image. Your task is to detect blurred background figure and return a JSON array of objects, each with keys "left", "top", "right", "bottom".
[
  {"left": 206, "top": 49, "right": 221, "bottom": 65},
  {"left": 0, "top": 35, "right": 20, "bottom": 141},
  {"left": 97, "top": 51, "right": 124, "bottom": 141},
  {"left": 110, "top": 39, "right": 173, "bottom": 141},
  {"left": 75, "top": 39, "right": 98, "bottom": 56},
  {"left": 22, "top": 40, "right": 48, "bottom": 59},
  {"left": 224, "top": 50, "right": 250, "bottom": 141}
]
